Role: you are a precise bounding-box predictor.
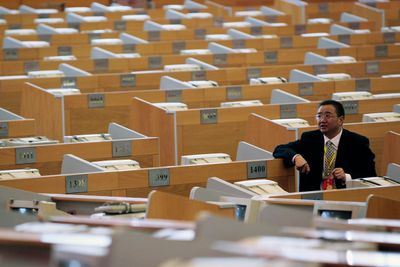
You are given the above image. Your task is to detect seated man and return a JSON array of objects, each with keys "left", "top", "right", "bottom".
[{"left": 273, "top": 99, "right": 376, "bottom": 192}]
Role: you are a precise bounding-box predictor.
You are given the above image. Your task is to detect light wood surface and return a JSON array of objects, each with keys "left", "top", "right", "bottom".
[
  {"left": 381, "top": 131, "right": 400, "bottom": 175},
  {"left": 146, "top": 190, "right": 236, "bottom": 221},
  {"left": 366, "top": 194, "right": 400, "bottom": 219}
]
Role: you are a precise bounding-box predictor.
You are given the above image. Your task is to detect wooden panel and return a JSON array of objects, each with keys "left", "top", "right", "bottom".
[
  {"left": 366, "top": 194, "right": 400, "bottom": 219},
  {"left": 352, "top": 2, "right": 384, "bottom": 30},
  {"left": 130, "top": 97, "right": 176, "bottom": 166},
  {"left": 381, "top": 131, "right": 400, "bottom": 175},
  {"left": 21, "top": 83, "right": 63, "bottom": 141},
  {"left": 5, "top": 119, "right": 36, "bottom": 138},
  {"left": 270, "top": 185, "right": 400, "bottom": 202},
  {"left": 147, "top": 190, "right": 235, "bottom": 221}
]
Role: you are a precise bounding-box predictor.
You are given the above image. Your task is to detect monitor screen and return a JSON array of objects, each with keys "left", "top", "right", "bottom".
[
  {"left": 235, "top": 204, "right": 247, "bottom": 221},
  {"left": 318, "top": 209, "right": 352, "bottom": 220}
]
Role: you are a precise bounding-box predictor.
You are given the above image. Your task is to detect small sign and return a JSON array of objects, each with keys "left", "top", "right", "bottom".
[
  {"left": 112, "top": 140, "right": 132, "bottom": 157},
  {"left": 342, "top": 100, "right": 359, "bottom": 115},
  {"left": 24, "top": 61, "right": 39, "bottom": 74},
  {"left": 94, "top": 59, "right": 109, "bottom": 73},
  {"left": 247, "top": 68, "right": 261, "bottom": 80},
  {"left": 169, "top": 19, "right": 181, "bottom": 24},
  {"left": 58, "top": 46, "right": 72, "bottom": 56},
  {"left": 9, "top": 24, "right": 21, "bottom": 29},
  {"left": 166, "top": 90, "right": 182, "bottom": 102},
  {"left": 280, "top": 37, "right": 293, "bottom": 48},
  {"left": 375, "top": 45, "right": 388, "bottom": 58},
  {"left": 264, "top": 51, "right": 278, "bottom": 63},
  {"left": 366, "top": 61, "right": 379, "bottom": 74},
  {"left": 66, "top": 175, "right": 88, "bottom": 194},
  {"left": 148, "top": 31, "right": 160, "bottom": 41},
  {"left": 250, "top": 26, "right": 262, "bottom": 36},
  {"left": 149, "top": 56, "right": 162, "bottom": 69},
  {"left": 247, "top": 161, "right": 267, "bottom": 179},
  {"left": 338, "top": 35, "right": 350, "bottom": 44},
  {"left": 348, "top": 22, "right": 360, "bottom": 29},
  {"left": 192, "top": 70, "right": 206, "bottom": 81},
  {"left": 39, "top": 34, "right": 52, "bottom": 43},
  {"left": 213, "top": 54, "right": 227, "bottom": 65},
  {"left": 326, "top": 48, "right": 339, "bottom": 57},
  {"left": 195, "top": 28, "right": 206, "bottom": 39},
  {"left": 265, "top": 16, "right": 277, "bottom": 23},
  {"left": 355, "top": 79, "right": 370, "bottom": 92},
  {"left": 318, "top": 3, "right": 329, "bottom": 13},
  {"left": 38, "top": 13, "right": 50, "bottom": 19},
  {"left": 88, "top": 32, "right": 101, "bottom": 42},
  {"left": 16, "top": 147, "right": 36, "bottom": 164},
  {"left": 88, "top": 94, "right": 105, "bottom": 108},
  {"left": 383, "top": 32, "right": 395, "bottom": 44},
  {"left": 280, "top": 104, "right": 297, "bottom": 119},
  {"left": 200, "top": 109, "right": 218, "bottom": 124},
  {"left": 232, "top": 39, "right": 245, "bottom": 49},
  {"left": 313, "top": 65, "right": 327, "bottom": 75},
  {"left": 148, "top": 168, "right": 170, "bottom": 187},
  {"left": 299, "top": 83, "right": 314, "bottom": 96},
  {"left": 172, "top": 41, "right": 186, "bottom": 54},
  {"left": 61, "top": 77, "right": 77, "bottom": 88},
  {"left": 302, "top": 192, "right": 323, "bottom": 200},
  {"left": 226, "top": 86, "right": 242, "bottom": 100},
  {"left": 214, "top": 16, "right": 223, "bottom": 27},
  {"left": 295, "top": 24, "right": 306, "bottom": 35},
  {"left": 120, "top": 74, "right": 136, "bottom": 87},
  {"left": 67, "top": 22, "right": 80, "bottom": 30},
  {"left": 4, "top": 49, "right": 18, "bottom": 60},
  {"left": 114, "top": 20, "right": 126, "bottom": 31},
  {"left": 0, "top": 122, "right": 8, "bottom": 138},
  {"left": 123, "top": 44, "right": 136, "bottom": 53}
]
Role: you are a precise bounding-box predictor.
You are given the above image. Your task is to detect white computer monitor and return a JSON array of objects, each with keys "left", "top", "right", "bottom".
[{"left": 313, "top": 201, "right": 366, "bottom": 220}]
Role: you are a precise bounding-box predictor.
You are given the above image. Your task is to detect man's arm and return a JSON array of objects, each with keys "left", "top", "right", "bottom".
[{"left": 273, "top": 140, "right": 299, "bottom": 167}]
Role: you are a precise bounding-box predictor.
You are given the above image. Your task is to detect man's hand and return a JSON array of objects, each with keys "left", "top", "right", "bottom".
[
  {"left": 294, "top": 155, "right": 310, "bottom": 174},
  {"left": 332, "top": 168, "right": 346, "bottom": 182}
]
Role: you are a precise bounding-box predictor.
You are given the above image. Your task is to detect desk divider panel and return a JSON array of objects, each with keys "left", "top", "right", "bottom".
[
  {"left": 382, "top": 131, "right": 400, "bottom": 175},
  {"left": 269, "top": 185, "right": 400, "bottom": 202},
  {"left": 0, "top": 137, "right": 159, "bottom": 175},
  {"left": 352, "top": 2, "right": 384, "bottom": 30},
  {"left": 21, "top": 82, "right": 64, "bottom": 141},
  {"left": 1, "top": 119, "right": 36, "bottom": 138},
  {"left": 0, "top": 158, "right": 294, "bottom": 197}
]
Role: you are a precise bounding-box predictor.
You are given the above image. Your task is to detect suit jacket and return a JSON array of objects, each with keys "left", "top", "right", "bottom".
[{"left": 273, "top": 129, "right": 377, "bottom": 192}]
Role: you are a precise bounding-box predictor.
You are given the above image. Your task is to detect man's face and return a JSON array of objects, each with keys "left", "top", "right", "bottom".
[{"left": 316, "top": 104, "right": 344, "bottom": 138}]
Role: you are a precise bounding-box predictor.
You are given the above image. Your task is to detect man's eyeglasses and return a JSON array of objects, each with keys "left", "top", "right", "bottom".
[{"left": 315, "top": 113, "right": 338, "bottom": 120}]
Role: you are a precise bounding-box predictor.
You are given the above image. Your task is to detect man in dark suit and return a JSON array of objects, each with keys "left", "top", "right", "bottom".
[{"left": 273, "top": 99, "right": 377, "bottom": 192}]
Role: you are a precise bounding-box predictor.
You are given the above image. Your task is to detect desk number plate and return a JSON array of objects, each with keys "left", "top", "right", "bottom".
[
  {"left": 166, "top": 90, "right": 182, "bottom": 102},
  {"left": 280, "top": 104, "right": 297, "bottom": 119},
  {"left": 16, "top": 147, "right": 36, "bottom": 164},
  {"left": 66, "top": 175, "right": 88, "bottom": 194},
  {"left": 247, "top": 161, "right": 267, "bottom": 179},
  {"left": 342, "top": 100, "right": 358, "bottom": 115},
  {"left": 148, "top": 169, "right": 170, "bottom": 187},
  {"left": 200, "top": 109, "right": 217, "bottom": 124},
  {"left": 226, "top": 86, "right": 242, "bottom": 100},
  {"left": 61, "top": 77, "right": 77, "bottom": 88},
  {"left": 88, "top": 94, "right": 105, "bottom": 108},
  {"left": 0, "top": 122, "right": 8, "bottom": 137},
  {"left": 120, "top": 74, "right": 136, "bottom": 87},
  {"left": 112, "top": 140, "right": 132, "bottom": 157}
]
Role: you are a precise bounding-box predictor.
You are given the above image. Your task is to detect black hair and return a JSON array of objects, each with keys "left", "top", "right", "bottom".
[{"left": 319, "top": 99, "right": 345, "bottom": 118}]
